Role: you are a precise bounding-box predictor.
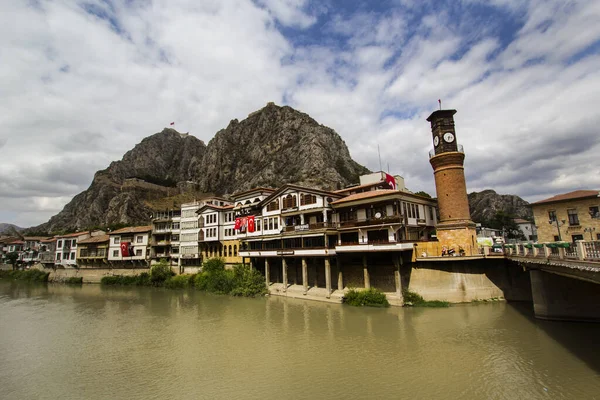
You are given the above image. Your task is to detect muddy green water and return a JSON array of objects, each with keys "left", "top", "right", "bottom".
[{"left": 0, "top": 282, "right": 599, "bottom": 400}]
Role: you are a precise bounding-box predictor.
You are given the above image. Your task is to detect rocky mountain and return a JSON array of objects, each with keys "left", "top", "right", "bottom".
[
  {"left": 468, "top": 190, "right": 532, "bottom": 224},
  {"left": 37, "top": 129, "right": 206, "bottom": 233},
  {"left": 0, "top": 223, "right": 22, "bottom": 235},
  {"left": 199, "top": 103, "right": 369, "bottom": 193},
  {"left": 34, "top": 103, "right": 369, "bottom": 233}
]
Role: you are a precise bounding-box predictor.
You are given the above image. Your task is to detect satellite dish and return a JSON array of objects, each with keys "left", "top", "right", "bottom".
[{"left": 375, "top": 212, "right": 382, "bottom": 219}]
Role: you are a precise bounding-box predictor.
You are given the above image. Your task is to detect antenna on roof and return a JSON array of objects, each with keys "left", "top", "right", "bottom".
[{"left": 378, "top": 144, "right": 382, "bottom": 172}]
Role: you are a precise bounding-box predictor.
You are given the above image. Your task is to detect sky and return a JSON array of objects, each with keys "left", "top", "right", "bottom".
[{"left": 1, "top": 0, "right": 599, "bottom": 227}]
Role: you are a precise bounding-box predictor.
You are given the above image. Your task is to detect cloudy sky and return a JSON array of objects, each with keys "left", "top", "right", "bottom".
[{"left": 1, "top": 0, "right": 599, "bottom": 227}]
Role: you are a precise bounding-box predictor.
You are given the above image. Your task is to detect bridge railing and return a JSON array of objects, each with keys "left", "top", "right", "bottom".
[{"left": 507, "top": 241, "right": 600, "bottom": 262}]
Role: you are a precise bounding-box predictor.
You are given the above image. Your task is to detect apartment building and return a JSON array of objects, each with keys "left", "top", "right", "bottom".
[
  {"left": 107, "top": 226, "right": 152, "bottom": 266},
  {"left": 55, "top": 231, "right": 105, "bottom": 267},
  {"left": 237, "top": 175, "right": 438, "bottom": 295},
  {"left": 531, "top": 190, "right": 600, "bottom": 242},
  {"left": 150, "top": 209, "right": 181, "bottom": 266},
  {"left": 77, "top": 235, "right": 110, "bottom": 267},
  {"left": 197, "top": 203, "right": 242, "bottom": 267}
]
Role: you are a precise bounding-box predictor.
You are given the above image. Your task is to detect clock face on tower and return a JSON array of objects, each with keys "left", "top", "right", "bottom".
[
  {"left": 443, "top": 132, "right": 455, "bottom": 143},
  {"left": 433, "top": 136, "right": 439, "bottom": 146}
]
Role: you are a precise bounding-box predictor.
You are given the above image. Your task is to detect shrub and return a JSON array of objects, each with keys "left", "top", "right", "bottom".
[
  {"left": 164, "top": 274, "right": 191, "bottom": 289},
  {"left": 65, "top": 277, "right": 83, "bottom": 284},
  {"left": 344, "top": 288, "right": 390, "bottom": 307},
  {"left": 230, "top": 264, "right": 267, "bottom": 297},
  {"left": 202, "top": 258, "right": 225, "bottom": 273},
  {"left": 0, "top": 269, "right": 49, "bottom": 283},
  {"left": 194, "top": 269, "right": 235, "bottom": 295},
  {"left": 402, "top": 290, "right": 450, "bottom": 308},
  {"left": 150, "top": 260, "right": 174, "bottom": 285}
]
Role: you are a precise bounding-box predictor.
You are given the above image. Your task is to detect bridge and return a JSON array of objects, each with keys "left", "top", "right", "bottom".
[{"left": 505, "top": 241, "right": 600, "bottom": 322}]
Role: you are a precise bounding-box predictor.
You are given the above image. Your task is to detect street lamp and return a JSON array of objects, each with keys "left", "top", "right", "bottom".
[
  {"left": 583, "top": 227, "right": 596, "bottom": 241},
  {"left": 549, "top": 218, "right": 566, "bottom": 241}
]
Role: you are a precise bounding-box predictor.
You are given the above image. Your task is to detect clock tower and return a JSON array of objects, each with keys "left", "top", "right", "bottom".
[{"left": 427, "top": 109, "right": 476, "bottom": 253}]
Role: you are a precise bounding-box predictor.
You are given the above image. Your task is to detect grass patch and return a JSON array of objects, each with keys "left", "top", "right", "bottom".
[
  {"left": 402, "top": 290, "right": 450, "bottom": 308},
  {"left": 343, "top": 288, "right": 390, "bottom": 307},
  {"left": 164, "top": 274, "right": 192, "bottom": 289},
  {"left": 0, "top": 269, "right": 50, "bottom": 283},
  {"left": 65, "top": 277, "right": 83, "bottom": 284}
]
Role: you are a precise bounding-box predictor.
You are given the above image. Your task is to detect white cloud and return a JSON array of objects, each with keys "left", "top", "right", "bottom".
[{"left": 1, "top": 0, "right": 599, "bottom": 227}]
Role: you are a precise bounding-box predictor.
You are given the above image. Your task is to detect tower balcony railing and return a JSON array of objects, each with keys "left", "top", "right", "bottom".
[{"left": 429, "top": 144, "right": 464, "bottom": 158}]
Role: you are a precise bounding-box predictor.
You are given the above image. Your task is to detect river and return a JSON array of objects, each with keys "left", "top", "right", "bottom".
[{"left": 0, "top": 281, "right": 598, "bottom": 400}]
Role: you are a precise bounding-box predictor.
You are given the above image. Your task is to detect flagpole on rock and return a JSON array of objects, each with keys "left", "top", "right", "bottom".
[{"left": 378, "top": 144, "right": 382, "bottom": 172}]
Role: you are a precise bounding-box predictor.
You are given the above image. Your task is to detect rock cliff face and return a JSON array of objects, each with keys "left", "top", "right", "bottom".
[
  {"left": 199, "top": 103, "right": 369, "bottom": 194},
  {"left": 38, "top": 129, "right": 206, "bottom": 232},
  {"left": 35, "top": 104, "right": 369, "bottom": 232},
  {"left": 468, "top": 190, "right": 532, "bottom": 224}
]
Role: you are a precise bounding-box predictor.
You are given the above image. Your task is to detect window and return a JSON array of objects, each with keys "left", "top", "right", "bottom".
[
  {"left": 228, "top": 245, "right": 232, "bottom": 257},
  {"left": 113, "top": 250, "right": 119, "bottom": 257},
  {"left": 553, "top": 235, "right": 560, "bottom": 242},
  {"left": 269, "top": 219, "right": 273, "bottom": 230},
  {"left": 282, "top": 194, "right": 297, "bottom": 209},
  {"left": 114, "top": 237, "right": 120, "bottom": 244},
  {"left": 234, "top": 245, "right": 237, "bottom": 257},
  {"left": 548, "top": 210, "right": 556, "bottom": 223},
  {"left": 57, "top": 240, "right": 62, "bottom": 248},
  {"left": 429, "top": 206, "right": 434, "bottom": 220},
  {"left": 136, "top": 235, "right": 143, "bottom": 243},
  {"left": 71, "top": 252, "right": 75, "bottom": 260},
  {"left": 256, "top": 220, "right": 261, "bottom": 231},
  {"left": 72, "top": 239, "right": 77, "bottom": 247},
  {"left": 136, "top": 249, "right": 142, "bottom": 256},
  {"left": 590, "top": 206, "right": 599, "bottom": 219},
  {"left": 567, "top": 209, "right": 579, "bottom": 226},
  {"left": 56, "top": 253, "right": 61, "bottom": 261},
  {"left": 597, "top": 233, "right": 600, "bottom": 240},
  {"left": 274, "top": 218, "right": 278, "bottom": 230},
  {"left": 181, "top": 221, "right": 198, "bottom": 229},
  {"left": 300, "top": 194, "right": 317, "bottom": 206},
  {"left": 267, "top": 200, "right": 279, "bottom": 212},
  {"left": 264, "top": 219, "right": 268, "bottom": 231}
]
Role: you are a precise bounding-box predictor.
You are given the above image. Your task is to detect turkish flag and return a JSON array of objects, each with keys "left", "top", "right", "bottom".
[
  {"left": 385, "top": 173, "right": 397, "bottom": 190},
  {"left": 234, "top": 218, "right": 241, "bottom": 230},
  {"left": 241, "top": 217, "right": 248, "bottom": 227},
  {"left": 120, "top": 242, "right": 129, "bottom": 257},
  {"left": 170, "top": 122, "right": 175, "bottom": 126},
  {"left": 248, "top": 216, "right": 255, "bottom": 233}
]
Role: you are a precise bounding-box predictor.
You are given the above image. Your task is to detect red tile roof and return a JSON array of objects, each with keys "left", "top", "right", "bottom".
[
  {"left": 78, "top": 235, "right": 110, "bottom": 244},
  {"left": 330, "top": 190, "right": 397, "bottom": 205},
  {"left": 110, "top": 226, "right": 152, "bottom": 234},
  {"left": 56, "top": 231, "right": 90, "bottom": 238},
  {"left": 532, "top": 190, "right": 599, "bottom": 205},
  {"left": 334, "top": 181, "right": 385, "bottom": 193}
]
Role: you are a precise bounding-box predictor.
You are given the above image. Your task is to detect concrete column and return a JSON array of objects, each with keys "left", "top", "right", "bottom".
[
  {"left": 362, "top": 255, "right": 370, "bottom": 289},
  {"left": 337, "top": 263, "right": 343, "bottom": 291},
  {"left": 393, "top": 254, "right": 402, "bottom": 301},
  {"left": 483, "top": 246, "right": 490, "bottom": 256},
  {"left": 282, "top": 258, "right": 288, "bottom": 292},
  {"left": 543, "top": 245, "right": 551, "bottom": 258},
  {"left": 265, "top": 258, "right": 270, "bottom": 286},
  {"left": 576, "top": 241, "right": 586, "bottom": 260},
  {"left": 300, "top": 214, "right": 305, "bottom": 224},
  {"left": 249, "top": 258, "right": 254, "bottom": 270},
  {"left": 558, "top": 247, "right": 565, "bottom": 259},
  {"left": 302, "top": 257, "right": 308, "bottom": 295},
  {"left": 324, "top": 258, "right": 331, "bottom": 298},
  {"left": 322, "top": 210, "right": 328, "bottom": 223}
]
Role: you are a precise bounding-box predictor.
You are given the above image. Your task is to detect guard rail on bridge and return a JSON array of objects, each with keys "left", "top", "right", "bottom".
[{"left": 502, "top": 241, "right": 600, "bottom": 263}]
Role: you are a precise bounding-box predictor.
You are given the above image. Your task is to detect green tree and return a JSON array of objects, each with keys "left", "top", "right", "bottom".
[
  {"left": 488, "top": 211, "right": 525, "bottom": 240},
  {"left": 6, "top": 252, "right": 19, "bottom": 270},
  {"left": 414, "top": 191, "right": 432, "bottom": 198}
]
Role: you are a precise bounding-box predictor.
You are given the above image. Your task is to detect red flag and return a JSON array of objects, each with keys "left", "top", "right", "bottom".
[
  {"left": 248, "top": 216, "right": 255, "bottom": 233},
  {"left": 385, "top": 173, "right": 397, "bottom": 190},
  {"left": 170, "top": 122, "right": 175, "bottom": 126},
  {"left": 120, "top": 242, "right": 129, "bottom": 257},
  {"left": 234, "top": 218, "right": 241, "bottom": 230}
]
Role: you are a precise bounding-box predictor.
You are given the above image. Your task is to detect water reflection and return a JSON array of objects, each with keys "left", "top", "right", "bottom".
[{"left": 0, "top": 282, "right": 599, "bottom": 400}]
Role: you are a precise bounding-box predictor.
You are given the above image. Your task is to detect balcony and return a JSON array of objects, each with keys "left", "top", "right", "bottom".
[
  {"left": 429, "top": 144, "right": 464, "bottom": 158},
  {"left": 283, "top": 222, "right": 338, "bottom": 233},
  {"left": 79, "top": 249, "right": 107, "bottom": 258},
  {"left": 152, "top": 240, "right": 171, "bottom": 246},
  {"left": 339, "top": 215, "right": 403, "bottom": 229}
]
